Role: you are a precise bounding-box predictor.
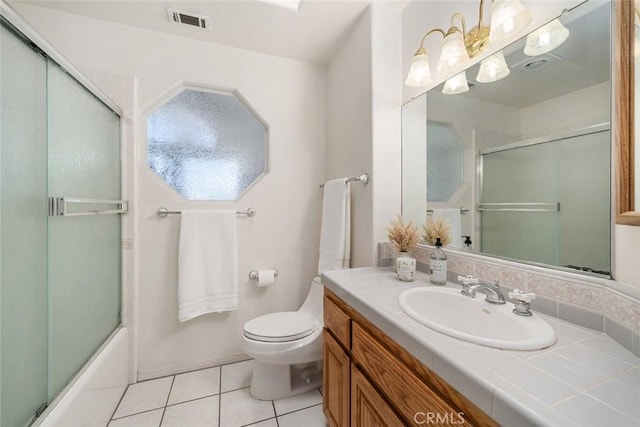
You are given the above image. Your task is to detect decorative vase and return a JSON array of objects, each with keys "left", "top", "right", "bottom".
[
  {"left": 396, "top": 256, "right": 416, "bottom": 282},
  {"left": 396, "top": 251, "right": 410, "bottom": 272}
]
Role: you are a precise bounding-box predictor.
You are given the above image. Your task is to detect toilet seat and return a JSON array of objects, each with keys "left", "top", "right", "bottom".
[{"left": 244, "top": 312, "right": 317, "bottom": 343}]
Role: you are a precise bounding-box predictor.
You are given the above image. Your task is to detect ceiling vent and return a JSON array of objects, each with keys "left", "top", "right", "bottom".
[
  {"left": 510, "top": 52, "right": 563, "bottom": 72},
  {"left": 167, "top": 8, "right": 211, "bottom": 30}
]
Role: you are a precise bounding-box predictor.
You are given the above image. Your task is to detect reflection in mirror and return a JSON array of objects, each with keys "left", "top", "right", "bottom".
[
  {"left": 402, "top": 0, "right": 612, "bottom": 277},
  {"left": 427, "top": 123, "right": 464, "bottom": 202}
]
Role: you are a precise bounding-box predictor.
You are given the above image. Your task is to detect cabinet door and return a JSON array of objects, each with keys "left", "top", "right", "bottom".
[
  {"left": 352, "top": 322, "right": 472, "bottom": 426},
  {"left": 351, "top": 365, "right": 404, "bottom": 427},
  {"left": 323, "top": 330, "right": 350, "bottom": 427}
]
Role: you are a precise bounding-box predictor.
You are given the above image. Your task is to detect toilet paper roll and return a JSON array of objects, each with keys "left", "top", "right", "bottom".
[{"left": 256, "top": 270, "right": 276, "bottom": 287}]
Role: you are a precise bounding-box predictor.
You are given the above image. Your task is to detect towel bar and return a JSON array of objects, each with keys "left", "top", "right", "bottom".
[
  {"left": 319, "top": 173, "right": 369, "bottom": 188},
  {"left": 156, "top": 207, "right": 256, "bottom": 218},
  {"left": 427, "top": 207, "right": 469, "bottom": 214}
]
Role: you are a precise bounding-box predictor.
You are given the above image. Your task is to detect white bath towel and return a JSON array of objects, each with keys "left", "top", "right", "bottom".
[
  {"left": 178, "top": 210, "right": 238, "bottom": 322},
  {"left": 318, "top": 178, "right": 351, "bottom": 274},
  {"left": 432, "top": 208, "right": 462, "bottom": 249}
]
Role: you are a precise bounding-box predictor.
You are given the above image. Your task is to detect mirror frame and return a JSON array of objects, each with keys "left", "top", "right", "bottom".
[{"left": 616, "top": 0, "right": 640, "bottom": 225}]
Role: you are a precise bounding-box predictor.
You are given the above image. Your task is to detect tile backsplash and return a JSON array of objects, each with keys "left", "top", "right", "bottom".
[{"left": 378, "top": 242, "right": 640, "bottom": 358}]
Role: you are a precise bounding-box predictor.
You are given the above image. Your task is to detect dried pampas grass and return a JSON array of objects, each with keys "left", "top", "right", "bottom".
[
  {"left": 387, "top": 214, "right": 420, "bottom": 253},
  {"left": 423, "top": 215, "right": 451, "bottom": 245}
]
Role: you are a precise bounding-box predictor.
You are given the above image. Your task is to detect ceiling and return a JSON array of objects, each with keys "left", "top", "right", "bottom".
[{"left": 9, "top": 0, "right": 375, "bottom": 64}]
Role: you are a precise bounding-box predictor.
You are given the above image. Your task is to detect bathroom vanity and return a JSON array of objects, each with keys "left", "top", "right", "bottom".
[
  {"left": 322, "top": 268, "right": 640, "bottom": 427},
  {"left": 323, "top": 286, "right": 496, "bottom": 426}
]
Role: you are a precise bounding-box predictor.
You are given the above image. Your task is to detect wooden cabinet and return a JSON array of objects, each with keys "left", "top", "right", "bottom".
[
  {"left": 323, "top": 289, "right": 497, "bottom": 427},
  {"left": 351, "top": 364, "right": 404, "bottom": 427},
  {"left": 323, "top": 330, "right": 350, "bottom": 427}
]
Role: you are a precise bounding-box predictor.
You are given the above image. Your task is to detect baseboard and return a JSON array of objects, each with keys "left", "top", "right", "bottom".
[{"left": 137, "top": 353, "right": 251, "bottom": 381}]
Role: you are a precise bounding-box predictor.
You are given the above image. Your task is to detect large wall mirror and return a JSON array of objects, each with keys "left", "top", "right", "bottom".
[{"left": 402, "top": 0, "right": 613, "bottom": 278}]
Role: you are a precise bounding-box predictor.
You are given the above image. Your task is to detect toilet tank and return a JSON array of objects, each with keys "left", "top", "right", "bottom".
[{"left": 298, "top": 276, "right": 324, "bottom": 322}]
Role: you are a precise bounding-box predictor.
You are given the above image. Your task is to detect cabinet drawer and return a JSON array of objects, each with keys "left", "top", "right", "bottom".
[
  {"left": 351, "top": 322, "right": 471, "bottom": 427},
  {"left": 324, "top": 293, "right": 351, "bottom": 348}
]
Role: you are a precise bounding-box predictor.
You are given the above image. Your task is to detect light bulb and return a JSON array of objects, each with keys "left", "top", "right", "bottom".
[
  {"left": 437, "top": 31, "right": 470, "bottom": 75},
  {"left": 524, "top": 19, "right": 570, "bottom": 56},
  {"left": 489, "top": 0, "right": 533, "bottom": 43},
  {"left": 405, "top": 50, "right": 432, "bottom": 87},
  {"left": 476, "top": 51, "right": 510, "bottom": 83},
  {"left": 442, "top": 71, "right": 469, "bottom": 95}
]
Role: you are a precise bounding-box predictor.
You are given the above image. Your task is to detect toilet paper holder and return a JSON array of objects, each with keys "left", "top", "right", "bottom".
[{"left": 249, "top": 269, "right": 279, "bottom": 280}]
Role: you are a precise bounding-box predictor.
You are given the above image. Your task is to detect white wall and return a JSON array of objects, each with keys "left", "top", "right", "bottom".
[
  {"left": 326, "top": 8, "right": 374, "bottom": 268},
  {"left": 370, "top": 2, "right": 404, "bottom": 254},
  {"left": 326, "top": 3, "right": 404, "bottom": 267},
  {"left": 615, "top": 225, "right": 640, "bottom": 286},
  {"left": 13, "top": 4, "right": 327, "bottom": 379}
]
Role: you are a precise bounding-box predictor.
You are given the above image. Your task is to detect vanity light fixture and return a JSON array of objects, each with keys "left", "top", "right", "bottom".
[
  {"left": 405, "top": 0, "right": 532, "bottom": 87},
  {"left": 442, "top": 71, "right": 470, "bottom": 95},
  {"left": 476, "top": 50, "right": 510, "bottom": 83},
  {"left": 524, "top": 19, "right": 570, "bottom": 56}
]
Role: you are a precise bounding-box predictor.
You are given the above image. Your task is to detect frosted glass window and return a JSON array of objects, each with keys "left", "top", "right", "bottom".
[
  {"left": 147, "top": 89, "right": 267, "bottom": 200},
  {"left": 427, "top": 123, "right": 464, "bottom": 202}
]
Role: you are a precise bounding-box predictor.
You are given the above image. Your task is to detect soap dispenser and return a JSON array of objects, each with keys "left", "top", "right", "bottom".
[
  {"left": 429, "top": 237, "right": 447, "bottom": 285},
  {"left": 462, "top": 236, "right": 472, "bottom": 251}
]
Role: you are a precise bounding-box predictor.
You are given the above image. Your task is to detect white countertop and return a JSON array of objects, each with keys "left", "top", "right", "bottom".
[{"left": 322, "top": 267, "right": 640, "bottom": 427}]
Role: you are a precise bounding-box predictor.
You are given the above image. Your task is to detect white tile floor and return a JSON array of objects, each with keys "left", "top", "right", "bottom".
[{"left": 108, "top": 360, "right": 328, "bottom": 427}]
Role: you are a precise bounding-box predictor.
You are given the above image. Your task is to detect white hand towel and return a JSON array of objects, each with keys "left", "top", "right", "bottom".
[
  {"left": 178, "top": 210, "right": 238, "bottom": 322},
  {"left": 432, "top": 208, "right": 462, "bottom": 249},
  {"left": 318, "top": 178, "right": 351, "bottom": 274}
]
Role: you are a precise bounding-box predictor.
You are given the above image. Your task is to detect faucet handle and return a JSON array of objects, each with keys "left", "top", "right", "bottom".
[
  {"left": 508, "top": 290, "right": 536, "bottom": 317},
  {"left": 457, "top": 275, "right": 479, "bottom": 286},
  {"left": 508, "top": 290, "right": 536, "bottom": 303}
]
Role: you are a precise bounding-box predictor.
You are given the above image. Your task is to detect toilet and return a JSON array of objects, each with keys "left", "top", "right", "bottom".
[{"left": 242, "top": 276, "right": 324, "bottom": 400}]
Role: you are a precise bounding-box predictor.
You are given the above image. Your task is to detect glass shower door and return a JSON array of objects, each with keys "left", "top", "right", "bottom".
[
  {"left": 1, "top": 19, "right": 123, "bottom": 425},
  {"left": 46, "top": 60, "right": 122, "bottom": 399},
  {"left": 0, "top": 23, "right": 49, "bottom": 426}
]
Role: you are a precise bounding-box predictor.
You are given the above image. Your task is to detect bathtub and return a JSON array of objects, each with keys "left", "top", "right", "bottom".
[{"left": 34, "top": 327, "right": 129, "bottom": 427}]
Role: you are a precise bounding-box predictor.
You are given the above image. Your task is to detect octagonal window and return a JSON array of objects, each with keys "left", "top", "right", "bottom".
[
  {"left": 427, "top": 122, "right": 464, "bottom": 202},
  {"left": 147, "top": 88, "right": 267, "bottom": 200}
]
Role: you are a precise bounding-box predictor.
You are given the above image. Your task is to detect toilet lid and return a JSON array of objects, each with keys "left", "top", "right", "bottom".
[{"left": 243, "top": 312, "right": 316, "bottom": 343}]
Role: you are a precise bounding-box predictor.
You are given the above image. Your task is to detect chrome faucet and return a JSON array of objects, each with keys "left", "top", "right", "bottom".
[{"left": 461, "top": 279, "right": 506, "bottom": 304}]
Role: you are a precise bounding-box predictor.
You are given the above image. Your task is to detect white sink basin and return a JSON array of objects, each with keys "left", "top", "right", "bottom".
[{"left": 398, "top": 287, "right": 556, "bottom": 350}]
